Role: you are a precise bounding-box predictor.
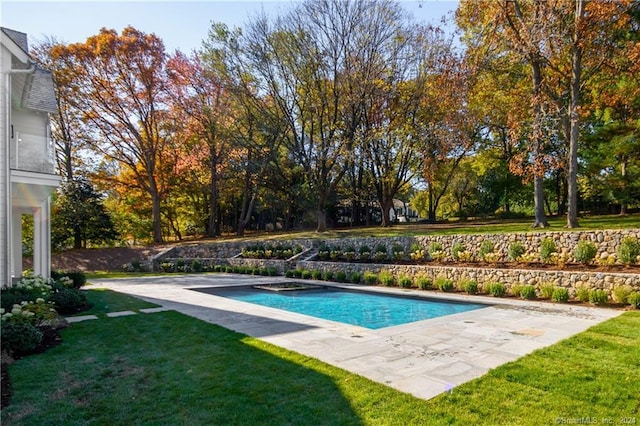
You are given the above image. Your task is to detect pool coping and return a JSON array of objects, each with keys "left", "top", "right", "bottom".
[{"left": 87, "top": 274, "right": 622, "bottom": 400}]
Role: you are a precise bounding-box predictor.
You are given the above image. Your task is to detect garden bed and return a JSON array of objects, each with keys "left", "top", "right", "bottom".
[{"left": 309, "top": 257, "right": 640, "bottom": 274}]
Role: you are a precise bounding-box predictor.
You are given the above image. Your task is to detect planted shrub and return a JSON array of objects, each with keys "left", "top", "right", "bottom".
[
  {"left": 629, "top": 292, "right": 640, "bottom": 309},
  {"left": 311, "top": 270, "right": 323, "bottom": 280},
  {"left": 398, "top": 275, "right": 413, "bottom": 288},
  {"left": 301, "top": 270, "right": 312, "bottom": 279},
  {"left": 486, "top": 282, "right": 506, "bottom": 297},
  {"left": 317, "top": 243, "right": 330, "bottom": 260},
  {"left": 1, "top": 288, "right": 42, "bottom": 311},
  {"left": 435, "top": 276, "right": 454, "bottom": 292},
  {"left": 551, "top": 287, "right": 570, "bottom": 303},
  {"left": 323, "top": 271, "right": 334, "bottom": 281},
  {"left": 520, "top": 285, "right": 537, "bottom": 300},
  {"left": 336, "top": 271, "right": 348, "bottom": 283},
  {"left": 416, "top": 275, "right": 432, "bottom": 290},
  {"left": 540, "top": 238, "right": 557, "bottom": 263},
  {"left": 451, "top": 242, "right": 466, "bottom": 261},
  {"left": 409, "top": 243, "right": 426, "bottom": 261},
  {"left": 329, "top": 247, "right": 342, "bottom": 260},
  {"left": 540, "top": 283, "right": 555, "bottom": 300},
  {"left": 428, "top": 242, "right": 443, "bottom": 255},
  {"left": 574, "top": 240, "right": 597, "bottom": 265},
  {"left": 225, "top": 266, "right": 234, "bottom": 273},
  {"left": 48, "top": 288, "right": 89, "bottom": 315},
  {"left": 191, "top": 260, "right": 204, "bottom": 273},
  {"left": 576, "top": 286, "right": 590, "bottom": 303},
  {"left": 0, "top": 321, "right": 43, "bottom": 357},
  {"left": 350, "top": 272, "right": 361, "bottom": 284},
  {"left": 461, "top": 279, "right": 478, "bottom": 295},
  {"left": 373, "top": 244, "right": 388, "bottom": 261},
  {"left": 612, "top": 286, "right": 630, "bottom": 304},
  {"left": 618, "top": 236, "right": 640, "bottom": 265},
  {"left": 391, "top": 243, "right": 405, "bottom": 260},
  {"left": 479, "top": 241, "right": 495, "bottom": 260},
  {"left": 213, "top": 265, "right": 223, "bottom": 273},
  {"left": 344, "top": 246, "right": 356, "bottom": 260},
  {"left": 359, "top": 245, "right": 371, "bottom": 260},
  {"left": 508, "top": 242, "right": 526, "bottom": 262},
  {"left": 52, "top": 270, "right": 87, "bottom": 288},
  {"left": 363, "top": 271, "right": 378, "bottom": 285},
  {"left": 589, "top": 289, "right": 608, "bottom": 305},
  {"left": 285, "top": 269, "right": 295, "bottom": 278},
  {"left": 379, "top": 270, "right": 395, "bottom": 287},
  {"left": 511, "top": 284, "right": 523, "bottom": 298}
]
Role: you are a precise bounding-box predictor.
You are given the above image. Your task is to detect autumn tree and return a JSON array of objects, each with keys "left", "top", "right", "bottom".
[
  {"left": 52, "top": 27, "right": 173, "bottom": 243},
  {"left": 166, "top": 51, "right": 233, "bottom": 237},
  {"left": 31, "top": 37, "right": 88, "bottom": 181},
  {"left": 416, "top": 48, "right": 480, "bottom": 222},
  {"left": 458, "top": 0, "right": 635, "bottom": 228}
]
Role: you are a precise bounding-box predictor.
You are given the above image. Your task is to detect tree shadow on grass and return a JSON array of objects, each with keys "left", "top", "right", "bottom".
[{"left": 1, "top": 311, "right": 365, "bottom": 425}]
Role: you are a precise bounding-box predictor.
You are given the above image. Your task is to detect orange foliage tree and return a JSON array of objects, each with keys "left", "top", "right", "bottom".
[{"left": 51, "top": 27, "right": 174, "bottom": 243}]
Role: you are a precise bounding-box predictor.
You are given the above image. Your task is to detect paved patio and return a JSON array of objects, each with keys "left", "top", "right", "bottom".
[{"left": 88, "top": 274, "right": 621, "bottom": 400}]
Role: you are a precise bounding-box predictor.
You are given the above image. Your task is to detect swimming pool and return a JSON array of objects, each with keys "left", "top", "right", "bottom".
[{"left": 196, "top": 286, "right": 488, "bottom": 329}]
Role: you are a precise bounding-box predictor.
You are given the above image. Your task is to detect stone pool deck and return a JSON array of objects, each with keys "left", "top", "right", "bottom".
[{"left": 87, "top": 274, "right": 622, "bottom": 400}]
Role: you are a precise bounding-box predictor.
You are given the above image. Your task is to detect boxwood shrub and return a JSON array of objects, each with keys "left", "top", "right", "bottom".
[{"left": 1, "top": 321, "right": 43, "bottom": 357}]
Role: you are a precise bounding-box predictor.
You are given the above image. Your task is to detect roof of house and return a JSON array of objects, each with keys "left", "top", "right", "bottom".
[
  {"left": 2, "top": 27, "right": 57, "bottom": 114},
  {"left": 22, "top": 68, "right": 58, "bottom": 113},
  {"left": 1, "top": 27, "right": 29, "bottom": 55}
]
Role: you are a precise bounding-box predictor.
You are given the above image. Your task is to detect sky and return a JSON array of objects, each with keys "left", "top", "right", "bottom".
[{"left": 1, "top": 0, "right": 459, "bottom": 54}]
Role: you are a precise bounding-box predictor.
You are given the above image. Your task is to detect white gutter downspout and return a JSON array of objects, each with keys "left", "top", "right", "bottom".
[{"left": 4, "top": 62, "right": 36, "bottom": 286}]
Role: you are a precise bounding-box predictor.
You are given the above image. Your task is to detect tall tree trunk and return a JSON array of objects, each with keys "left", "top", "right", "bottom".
[
  {"left": 207, "top": 172, "right": 219, "bottom": 237},
  {"left": 73, "top": 227, "right": 82, "bottom": 250},
  {"left": 566, "top": 0, "right": 584, "bottom": 228},
  {"left": 237, "top": 167, "right": 257, "bottom": 237},
  {"left": 316, "top": 190, "right": 328, "bottom": 232},
  {"left": 531, "top": 58, "right": 549, "bottom": 228},
  {"left": 316, "top": 210, "right": 328, "bottom": 232},
  {"left": 427, "top": 185, "right": 436, "bottom": 222},
  {"left": 151, "top": 192, "right": 163, "bottom": 243},
  {"left": 380, "top": 197, "right": 395, "bottom": 227},
  {"left": 533, "top": 175, "right": 548, "bottom": 227},
  {"left": 620, "top": 159, "right": 628, "bottom": 215}
]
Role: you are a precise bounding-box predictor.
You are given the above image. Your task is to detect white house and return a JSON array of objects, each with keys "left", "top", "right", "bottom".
[{"left": 1, "top": 28, "right": 59, "bottom": 286}]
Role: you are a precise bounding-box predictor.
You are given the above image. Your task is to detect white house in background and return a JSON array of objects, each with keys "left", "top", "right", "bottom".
[
  {"left": 391, "top": 199, "right": 420, "bottom": 223},
  {"left": 1, "top": 28, "right": 59, "bottom": 286}
]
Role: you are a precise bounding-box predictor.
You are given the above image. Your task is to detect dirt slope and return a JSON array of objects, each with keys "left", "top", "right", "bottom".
[{"left": 47, "top": 246, "right": 170, "bottom": 272}]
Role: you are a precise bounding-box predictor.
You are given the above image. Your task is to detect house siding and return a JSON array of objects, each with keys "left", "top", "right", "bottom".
[{"left": 1, "top": 44, "right": 10, "bottom": 285}]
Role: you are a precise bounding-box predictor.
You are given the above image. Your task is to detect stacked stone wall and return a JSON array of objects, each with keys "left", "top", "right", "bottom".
[
  {"left": 312, "top": 229, "right": 640, "bottom": 263},
  {"left": 298, "top": 260, "right": 639, "bottom": 297},
  {"left": 149, "top": 229, "right": 639, "bottom": 296}
]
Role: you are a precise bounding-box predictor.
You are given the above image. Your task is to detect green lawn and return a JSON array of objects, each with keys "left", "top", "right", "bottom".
[
  {"left": 74, "top": 288, "right": 160, "bottom": 316},
  {"left": 222, "top": 213, "right": 640, "bottom": 241},
  {"left": 2, "top": 290, "right": 638, "bottom": 425}
]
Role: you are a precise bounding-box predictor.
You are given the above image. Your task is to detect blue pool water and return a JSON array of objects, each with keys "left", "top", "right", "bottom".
[{"left": 205, "top": 286, "right": 487, "bottom": 330}]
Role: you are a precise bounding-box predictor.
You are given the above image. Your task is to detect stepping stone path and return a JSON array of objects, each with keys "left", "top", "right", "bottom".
[{"left": 66, "top": 307, "right": 172, "bottom": 323}]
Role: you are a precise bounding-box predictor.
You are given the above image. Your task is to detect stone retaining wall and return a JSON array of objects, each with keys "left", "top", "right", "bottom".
[
  {"left": 154, "top": 229, "right": 639, "bottom": 264},
  {"left": 148, "top": 228, "right": 639, "bottom": 296},
  {"left": 298, "top": 260, "right": 640, "bottom": 297},
  {"left": 312, "top": 229, "right": 640, "bottom": 263}
]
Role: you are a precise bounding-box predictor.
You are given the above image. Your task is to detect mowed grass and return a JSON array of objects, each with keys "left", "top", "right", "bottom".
[
  {"left": 75, "top": 288, "right": 160, "bottom": 316},
  {"left": 2, "top": 289, "right": 639, "bottom": 425},
  {"left": 207, "top": 213, "right": 640, "bottom": 241}
]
